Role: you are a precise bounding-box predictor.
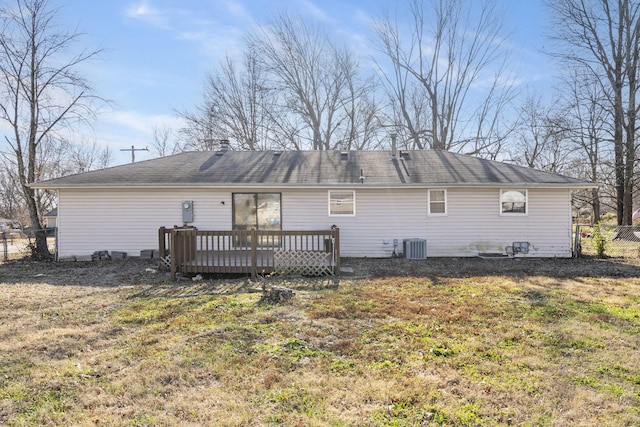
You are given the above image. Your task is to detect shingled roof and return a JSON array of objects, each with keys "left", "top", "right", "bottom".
[{"left": 33, "top": 149, "right": 594, "bottom": 189}]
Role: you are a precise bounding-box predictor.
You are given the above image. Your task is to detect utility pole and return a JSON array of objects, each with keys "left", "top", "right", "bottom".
[{"left": 120, "top": 145, "right": 149, "bottom": 163}]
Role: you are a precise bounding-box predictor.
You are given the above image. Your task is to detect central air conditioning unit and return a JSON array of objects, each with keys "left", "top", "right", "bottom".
[{"left": 403, "top": 238, "right": 427, "bottom": 260}]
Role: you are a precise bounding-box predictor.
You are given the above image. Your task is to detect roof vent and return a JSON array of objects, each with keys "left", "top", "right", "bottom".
[
  {"left": 391, "top": 133, "right": 397, "bottom": 157},
  {"left": 340, "top": 151, "right": 348, "bottom": 160},
  {"left": 400, "top": 151, "right": 410, "bottom": 160},
  {"left": 219, "top": 139, "right": 229, "bottom": 152},
  {"left": 273, "top": 151, "right": 282, "bottom": 157}
]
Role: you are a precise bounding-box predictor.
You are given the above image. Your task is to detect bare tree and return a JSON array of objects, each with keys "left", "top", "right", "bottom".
[
  {"left": 0, "top": 133, "right": 110, "bottom": 242},
  {"left": 511, "top": 94, "right": 573, "bottom": 174},
  {"left": 547, "top": 0, "right": 640, "bottom": 225},
  {"left": 382, "top": 79, "right": 432, "bottom": 151},
  {"left": 149, "top": 123, "right": 181, "bottom": 157},
  {"left": 0, "top": 134, "right": 72, "bottom": 231},
  {"left": 0, "top": 0, "right": 104, "bottom": 259},
  {"left": 179, "top": 49, "right": 279, "bottom": 151},
  {"left": 560, "top": 68, "right": 610, "bottom": 221},
  {"left": 373, "top": 0, "right": 515, "bottom": 154},
  {"left": 0, "top": 166, "right": 23, "bottom": 221},
  {"left": 178, "top": 105, "right": 220, "bottom": 152},
  {"left": 248, "top": 13, "right": 378, "bottom": 150},
  {"left": 62, "top": 140, "right": 112, "bottom": 173},
  {"left": 330, "top": 53, "right": 384, "bottom": 151}
]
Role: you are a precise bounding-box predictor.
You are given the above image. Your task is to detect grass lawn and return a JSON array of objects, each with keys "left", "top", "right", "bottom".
[{"left": 0, "top": 257, "right": 639, "bottom": 426}]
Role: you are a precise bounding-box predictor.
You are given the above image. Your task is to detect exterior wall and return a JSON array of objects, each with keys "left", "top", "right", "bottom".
[
  {"left": 56, "top": 186, "right": 573, "bottom": 258},
  {"left": 283, "top": 187, "right": 573, "bottom": 258},
  {"left": 282, "top": 188, "right": 426, "bottom": 257},
  {"left": 424, "top": 188, "right": 573, "bottom": 257},
  {"left": 57, "top": 189, "right": 234, "bottom": 258}
]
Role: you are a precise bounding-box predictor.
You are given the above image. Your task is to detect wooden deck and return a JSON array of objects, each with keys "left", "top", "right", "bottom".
[{"left": 159, "top": 227, "right": 340, "bottom": 280}]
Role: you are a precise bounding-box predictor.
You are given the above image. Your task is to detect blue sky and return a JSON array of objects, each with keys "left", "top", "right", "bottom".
[{"left": 50, "top": 0, "right": 553, "bottom": 165}]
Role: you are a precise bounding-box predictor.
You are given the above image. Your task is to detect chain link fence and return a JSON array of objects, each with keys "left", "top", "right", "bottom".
[
  {"left": 576, "top": 225, "right": 640, "bottom": 258},
  {"left": 1, "top": 230, "right": 56, "bottom": 261}
]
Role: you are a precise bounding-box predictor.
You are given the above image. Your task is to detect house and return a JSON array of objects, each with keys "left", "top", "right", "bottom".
[
  {"left": 43, "top": 208, "right": 57, "bottom": 229},
  {"left": 0, "top": 218, "right": 21, "bottom": 234},
  {"left": 33, "top": 149, "right": 594, "bottom": 259}
]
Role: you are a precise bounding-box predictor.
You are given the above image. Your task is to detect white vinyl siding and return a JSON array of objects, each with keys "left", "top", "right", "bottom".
[
  {"left": 285, "top": 188, "right": 425, "bottom": 257},
  {"left": 57, "top": 189, "right": 233, "bottom": 257},
  {"left": 425, "top": 188, "right": 571, "bottom": 257},
  {"left": 56, "top": 186, "right": 573, "bottom": 258},
  {"left": 283, "top": 187, "right": 571, "bottom": 257}
]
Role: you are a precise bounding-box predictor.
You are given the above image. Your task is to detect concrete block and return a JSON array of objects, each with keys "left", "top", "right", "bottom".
[
  {"left": 111, "top": 251, "right": 127, "bottom": 259},
  {"left": 140, "top": 249, "right": 154, "bottom": 259},
  {"left": 92, "top": 250, "right": 111, "bottom": 260}
]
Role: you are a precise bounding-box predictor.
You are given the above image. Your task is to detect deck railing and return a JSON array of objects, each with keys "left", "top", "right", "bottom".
[{"left": 158, "top": 227, "right": 340, "bottom": 280}]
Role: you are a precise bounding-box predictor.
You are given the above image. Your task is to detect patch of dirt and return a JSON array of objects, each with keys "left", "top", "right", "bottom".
[
  {"left": 0, "top": 257, "right": 173, "bottom": 287},
  {"left": 1, "top": 255, "right": 639, "bottom": 291},
  {"left": 341, "top": 256, "right": 640, "bottom": 279}
]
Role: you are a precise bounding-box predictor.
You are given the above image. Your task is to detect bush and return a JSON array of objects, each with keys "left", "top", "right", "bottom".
[{"left": 592, "top": 223, "right": 607, "bottom": 258}]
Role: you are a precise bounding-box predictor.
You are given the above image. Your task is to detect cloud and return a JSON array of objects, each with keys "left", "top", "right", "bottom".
[
  {"left": 220, "top": 0, "right": 250, "bottom": 20},
  {"left": 64, "top": 110, "right": 187, "bottom": 165},
  {"left": 125, "top": 0, "right": 172, "bottom": 30},
  {"left": 123, "top": 0, "right": 251, "bottom": 64},
  {"left": 104, "top": 110, "right": 184, "bottom": 135},
  {"left": 57, "top": 110, "right": 182, "bottom": 146},
  {"left": 299, "top": 0, "right": 329, "bottom": 22}
]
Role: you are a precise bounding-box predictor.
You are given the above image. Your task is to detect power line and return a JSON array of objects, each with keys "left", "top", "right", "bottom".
[{"left": 120, "top": 145, "right": 149, "bottom": 163}]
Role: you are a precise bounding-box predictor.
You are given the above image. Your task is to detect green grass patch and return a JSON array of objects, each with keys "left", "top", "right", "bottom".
[{"left": 2, "top": 262, "right": 640, "bottom": 425}]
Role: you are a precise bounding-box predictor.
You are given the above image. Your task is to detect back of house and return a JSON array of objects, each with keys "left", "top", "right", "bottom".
[{"left": 33, "top": 149, "right": 594, "bottom": 260}]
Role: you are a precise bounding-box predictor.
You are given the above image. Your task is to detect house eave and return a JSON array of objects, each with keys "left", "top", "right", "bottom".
[{"left": 33, "top": 182, "right": 598, "bottom": 191}]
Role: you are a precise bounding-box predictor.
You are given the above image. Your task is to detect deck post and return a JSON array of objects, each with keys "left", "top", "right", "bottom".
[
  {"left": 170, "top": 228, "right": 177, "bottom": 280},
  {"left": 158, "top": 226, "right": 166, "bottom": 258},
  {"left": 251, "top": 229, "right": 257, "bottom": 280},
  {"left": 334, "top": 227, "right": 340, "bottom": 275}
]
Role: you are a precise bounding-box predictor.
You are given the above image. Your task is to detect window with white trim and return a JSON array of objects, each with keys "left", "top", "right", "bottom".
[
  {"left": 329, "top": 190, "right": 355, "bottom": 216},
  {"left": 500, "top": 189, "right": 527, "bottom": 215},
  {"left": 428, "top": 189, "right": 447, "bottom": 215}
]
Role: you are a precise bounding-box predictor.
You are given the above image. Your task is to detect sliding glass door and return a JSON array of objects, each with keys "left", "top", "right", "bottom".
[{"left": 232, "top": 193, "right": 281, "bottom": 246}]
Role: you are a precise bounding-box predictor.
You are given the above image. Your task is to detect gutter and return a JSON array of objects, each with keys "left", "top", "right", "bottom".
[{"left": 31, "top": 182, "right": 599, "bottom": 191}]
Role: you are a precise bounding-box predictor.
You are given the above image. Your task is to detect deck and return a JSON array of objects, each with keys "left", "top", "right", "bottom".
[{"left": 159, "top": 227, "right": 340, "bottom": 280}]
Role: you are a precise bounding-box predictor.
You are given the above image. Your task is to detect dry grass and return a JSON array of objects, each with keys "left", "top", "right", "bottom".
[{"left": 1, "top": 257, "right": 639, "bottom": 426}]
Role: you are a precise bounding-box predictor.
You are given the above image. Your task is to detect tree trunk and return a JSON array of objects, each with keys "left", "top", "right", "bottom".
[
  {"left": 591, "top": 188, "right": 601, "bottom": 223},
  {"left": 614, "top": 86, "right": 625, "bottom": 225},
  {"left": 24, "top": 181, "right": 50, "bottom": 260},
  {"left": 23, "top": 184, "right": 50, "bottom": 260}
]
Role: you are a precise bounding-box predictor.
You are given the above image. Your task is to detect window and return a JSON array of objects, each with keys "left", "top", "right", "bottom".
[
  {"left": 500, "top": 189, "right": 527, "bottom": 214},
  {"left": 428, "top": 189, "right": 447, "bottom": 215},
  {"left": 329, "top": 190, "right": 355, "bottom": 216}
]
